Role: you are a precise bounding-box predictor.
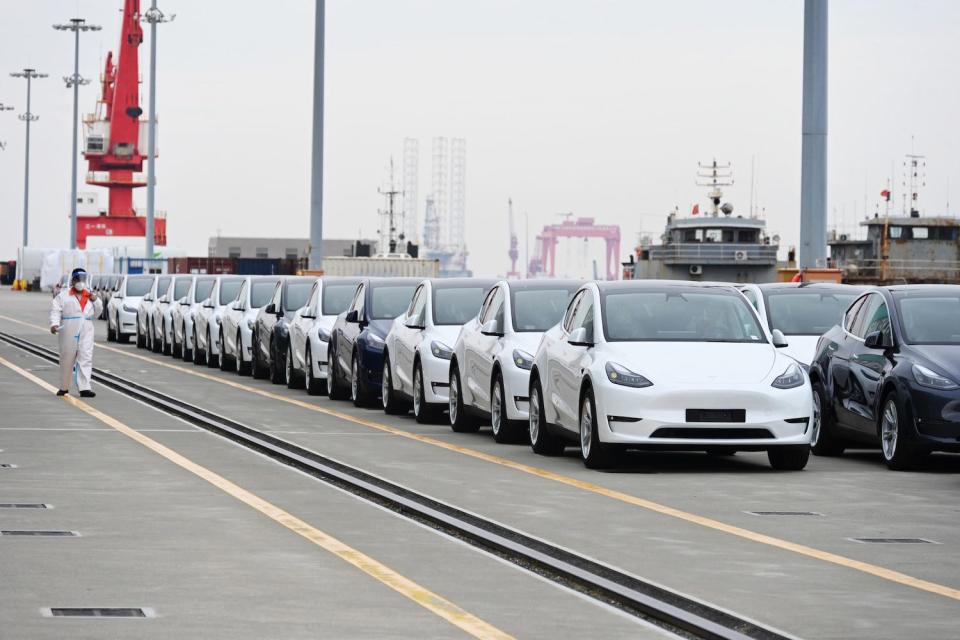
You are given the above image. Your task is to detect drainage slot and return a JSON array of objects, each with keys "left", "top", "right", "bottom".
[
  {"left": 850, "top": 537, "right": 935, "bottom": 544},
  {"left": 747, "top": 511, "right": 823, "bottom": 516},
  {"left": 48, "top": 608, "right": 149, "bottom": 618},
  {"left": 0, "top": 504, "right": 49, "bottom": 509},
  {"left": 1, "top": 530, "right": 78, "bottom": 537}
]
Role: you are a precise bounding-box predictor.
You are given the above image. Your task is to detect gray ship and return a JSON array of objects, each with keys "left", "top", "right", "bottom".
[{"left": 624, "top": 161, "right": 780, "bottom": 283}]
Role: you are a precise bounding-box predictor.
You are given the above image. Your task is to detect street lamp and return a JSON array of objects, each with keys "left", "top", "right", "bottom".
[
  {"left": 10, "top": 69, "right": 47, "bottom": 250},
  {"left": 54, "top": 18, "right": 102, "bottom": 250},
  {"left": 141, "top": 2, "right": 175, "bottom": 259},
  {"left": 0, "top": 103, "right": 13, "bottom": 151}
]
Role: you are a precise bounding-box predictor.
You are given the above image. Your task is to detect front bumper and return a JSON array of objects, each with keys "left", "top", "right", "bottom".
[
  {"left": 594, "top": 381, "right": 813, "bottom": 448},
  {"left": 501, "top": 362, "right": 531, "bottom": 421},
  {"left": 908, "top": 386, "right": 960, "bottom": 450},
  {"left": 310, "top": 339, "right": 330, "bottom": 380},
  {"left": 421, "top": 351, "right": 452, "bottom": 405},
  {"left": 118, "top": 308, "right": 138, "bottom": 336}
]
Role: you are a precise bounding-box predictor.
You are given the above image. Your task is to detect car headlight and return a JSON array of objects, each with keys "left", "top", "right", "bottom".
[
  {"left": 123, "top": 303, "right": 137, "bottom": 313},
  {"left": 430, "top": 340, "right": 453, "bottom": 360},
  {"left": 912, "top": 364, "right": 959, "bottom": 390},
  {"left": 317, "top": 327, "right": 331, "bottom": 342},
  {"left": 605, "top": 362, "right": 652, "bottom": 388},
  {"left": 771, "top": 363, "right": 804, "bottom": 389},
  {"left": 512, "top": 349, "right": 534, "bottom": 370},
  {"left": 246, "top": 318, "right": 255, "bottom": 330}
]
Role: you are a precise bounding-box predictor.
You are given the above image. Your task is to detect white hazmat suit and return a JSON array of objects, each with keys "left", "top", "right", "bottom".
[{"left": 50, "top": 288, "right": 103, "bottom": 392}]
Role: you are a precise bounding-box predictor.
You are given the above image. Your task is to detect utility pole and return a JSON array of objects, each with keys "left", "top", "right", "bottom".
[
  {"left": 10, "top": 69, "right": 47, "bottom": 250},
  {"left": 142, "top": 2, "right": 174, "bottom": 260},
  {"left": 309, "top": 0, "right": 326, "bottom": 270},
  {"left": 54, "top": 18, "right": 102, "bottom": 250},
  {"left": 799, "top": 0, "right": 828, "bottom": 270}
]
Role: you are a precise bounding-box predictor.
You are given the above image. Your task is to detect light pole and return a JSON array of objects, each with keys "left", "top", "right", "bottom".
[
  {"left": 309, "top": 0, "right": 325, "bottom": 270},
  {"left": 54, "top": 18, "right": 102, "bottom": 250},
  {"left": 142, "top": 2, "right": 174, "bottom": 260},
  {"left": 10, "top": 69, "right": 48, "bottom": 250},
  {"left": 0, "top": 103, "right": 12, "bottom": 151}
]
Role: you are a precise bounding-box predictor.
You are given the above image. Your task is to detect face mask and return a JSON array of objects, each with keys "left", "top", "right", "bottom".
[{"left": 74, "top": 281, "right": 87, "bottom": 291}]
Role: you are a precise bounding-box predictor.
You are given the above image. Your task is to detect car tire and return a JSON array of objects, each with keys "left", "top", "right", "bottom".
[
  {"left": 305, "top": 345, "right": 327, "bottom": 396},
  {"left": 491, "top": 370, "right": 524, "bottom": 444},
  {"left": 219, "top": 334, "right": 233, "bottom": 372},
  {"left": 270, "top": 342, "right": 286, "bottom": 385},
  {"left": 182, "top": 324, "right": 193, "bottom": 362},
  {"left": 194, "top": 328, "right": 205, "bottom": 365},
  {"left": 580, "top": 387, "right": 616, "bottom": 469},
  {"left": 172, "top": 324, "right": 182, "bottom": 359},
  {"left": 810, "top": 380, "right": 845, "bottom": 457},
  {"left": 327, "top": 343, "right": 349, "bottom": 400},
  {"left": 767, "top": 445, "right": 811, "bottom": 471},
  {"left": 351, "top": 352, "right": 374, "bottom": 407},
  {"left": 136, "top": 323, "right": 146, "bottom": 348},
  {"left": 413, "top": 362, "right": 442, "bottom": 423},
  {"left": 449, "top": 365, "right": 480, "bottom": 433},
  {"left": 286, "top": 345, "right": 304, "bottom": 389},
  {"left": 381, "top": 355, "right": 408, "bottom": 414},
  {"left": 235, "top": 331, "right": 251, "bottom": 375},
  {"left": 107, "top": 317, "right": 117, "bottom": 342},
  {"left": 206, "top": 330, "right": 219, "bottom": 368},
  {"left": 529, "top": 378, "right": 565, "bottom": 456},
  {"left": 879, "top": 392, "right": 928, "bottom": 471},
  {"left": 252, "top": 334, "right": 269, "bottom": 379}
]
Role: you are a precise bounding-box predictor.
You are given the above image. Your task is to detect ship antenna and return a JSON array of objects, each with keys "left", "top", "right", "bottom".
[{"left": 696, "top": 159, "right": 734, "bottom": 216}]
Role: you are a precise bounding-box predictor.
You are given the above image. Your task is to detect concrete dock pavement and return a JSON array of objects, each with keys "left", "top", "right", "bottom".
[{"left": 3, "top": 291, "right": 960, "bottom": 639}]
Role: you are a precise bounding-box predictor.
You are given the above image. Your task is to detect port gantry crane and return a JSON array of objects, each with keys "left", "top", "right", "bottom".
[{"left": 78, "top": 0, "right": 167, "bottom": 249}]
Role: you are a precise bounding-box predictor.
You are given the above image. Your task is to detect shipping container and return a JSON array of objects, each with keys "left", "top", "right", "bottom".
[
  {"left": 321, "top": 256, "right": 440, "bottom": 278},
  {"left": 236, "top": 258, "right": 281, "bottom": 275},
  {"left": 168, "top": 257, "right": 236, "bottom": 275}
]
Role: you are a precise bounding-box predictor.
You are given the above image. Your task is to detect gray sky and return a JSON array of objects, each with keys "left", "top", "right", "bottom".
[{"left": 2, "top": 0, "right": 959, "bottom": 278}]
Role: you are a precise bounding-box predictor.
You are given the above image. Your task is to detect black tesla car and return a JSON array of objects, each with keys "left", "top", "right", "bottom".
[
  {"left": 327, "top": 277, "right": 419, "bottom": 407},
  {"left": 810, "top": 285, "right": 960, "bottom": 469},
  {"left": 251, "top": 276, "right": 316, "bottom": 382}
]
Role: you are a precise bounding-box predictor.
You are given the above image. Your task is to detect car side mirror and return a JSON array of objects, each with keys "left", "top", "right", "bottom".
[
  {"left": 568, "top": 327, "right": 593, "bottom": 347},
  {"left": 265, "top": 303, "right": 276, "bottom": 315},
  {"left": 771, "top": 329, "right": 789, "bottom": 348},
  {"left": 346, "top": 310, "right": 360, "bottom": 323},
  {"left": 864, "top": 331, "right": 889, "bottom": 349},
  {"left": 480, "top": 319, "right": 502, "bottom": 337}
]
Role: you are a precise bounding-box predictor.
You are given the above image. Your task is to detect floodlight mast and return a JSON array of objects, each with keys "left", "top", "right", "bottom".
[
  {"left": 142, "top": 2, "right": 175, "bottom": 259},
  {"left": 10, "top": 69, "right": 47, "bottom": 250},
  {"left": 54, "top": 18, "right": 102, "bottom": 250}
]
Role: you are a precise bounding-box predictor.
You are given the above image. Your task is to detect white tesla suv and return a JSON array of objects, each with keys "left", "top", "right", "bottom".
[
  {"left": 448, "top": 280, "right": 581, "bottom": 442},
  {"left": 136, "top": 274, "right": 170, "bottom": 351},
  {"left": 107, "top": 275, "right": 156, "bottom": 344},
  {"left": 288, "top": 277, "right": 362, "bottom": 394},
  {"left": 152, "top": 275, "right": 193, "bottom": 356},
  {"left": 382, "top": 278, "right": 496, "bottom": 422},
  {"left": 528, "top": 281, "right": 813, "bottom": 470},
  {"left": 172, "top": 275, "right": 216, "bottom": 361},
  {"left": 193, "top": 276, "right": 244, "bottom": 368},
  {"left": 220, "top": 275, "right": 283, "bottom": 375},
  {"left": 737, "top": 282, "right": 865, "bottom": 366}
]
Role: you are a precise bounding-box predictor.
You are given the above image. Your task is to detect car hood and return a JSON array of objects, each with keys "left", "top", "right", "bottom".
[
  {"left": 778, "top": 335, "right": 821, "bottom": 366},
  {"left": 604, "top": 342, "right": 779, "bottom": 385},
  {"left": 910, "top": 345, "right": 960, "bottom": 383},
  {"left": 509, "top": 332, "right": 543, "bottom": 356},
  {"left": 429, "top": 325, "right": 462, "bottom": 348}
]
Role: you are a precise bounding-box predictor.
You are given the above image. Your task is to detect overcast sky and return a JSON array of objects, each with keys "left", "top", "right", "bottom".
[{"left": 1, "top": 0, "right": 959, "bottom": 278}]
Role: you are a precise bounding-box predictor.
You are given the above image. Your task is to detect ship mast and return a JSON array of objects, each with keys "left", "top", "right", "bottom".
[
  {"left": 696, "top": 159, "right": 734, "bottom": 216},
  {"left": 378, "top": 157, "right": 405, "bottom": 255}
]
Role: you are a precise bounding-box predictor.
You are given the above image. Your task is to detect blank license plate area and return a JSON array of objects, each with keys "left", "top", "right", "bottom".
[{"left": 686, "top": 409, "right": 746, "bottom": 423}]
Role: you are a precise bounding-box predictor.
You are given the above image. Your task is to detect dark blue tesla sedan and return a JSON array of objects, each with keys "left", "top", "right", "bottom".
[
  {"left": 810, "top": 285, "right": 960, "bottom": 469},
  {"left": 327, "top": 277, "right": 419, "bottom": 407}
]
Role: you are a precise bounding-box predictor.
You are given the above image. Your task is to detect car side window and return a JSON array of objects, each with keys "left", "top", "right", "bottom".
[
  {"left": 353, "top": 284, "right": 366, "bottom": 317},
  {"left": 563, "top": 291, "right": 585, "bottom": 332},
  {"left": 570, "top": 292, "right": 594, "bottom": 337},
  {"left": 305, "top": 283, "right": 319, "bottom": 314},
  {"left": 843, "top": 295, "right": 867, "bottom": 334},
  {"left": 851, "top": 294, "right": 882, "bottom": 339},
  {"left": 410, "top": 286, "right": 428, "bottom": 325},
  {"left": 236, "top": 281, "right": 248, "bottom": 308},
  {"left": 862, "top": 296, "right": 891, "bottom": 342},
  {"left": 407, "top": 285, "right": 425, "bottom": 319},
  {"left": 270, "top": 283, "right": 283, "bottom": 309},
  {"left": 481, "top": 287, "right": 505, "bottom": 329}
]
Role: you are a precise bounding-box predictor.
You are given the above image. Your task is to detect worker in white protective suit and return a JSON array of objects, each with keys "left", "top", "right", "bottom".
[{"left": 49, "top": 268, "right": 103, "bottom": 397}]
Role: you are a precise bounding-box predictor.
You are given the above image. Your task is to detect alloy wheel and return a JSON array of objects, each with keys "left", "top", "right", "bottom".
[
  {"left": 286, "top": 348, "right": 294, "bottom": 385},
  {"left": 529, "top": 388, "right": 541, "bottom": 444},
  {"left": 580, "top": 398, "right": 593, "bottom": 459},
  {"left": 491, "top": 381, "right": 503, "bottom": 436},
  {"left": 351, "top": 358, "right": 359, "bottom": 402},
  {"left": 449, "top": 373, "right": 459, "bottom": 423},
  {"left": 881, "top": 399, "right": 899, "bottom": 460},
  {"left": 382, "top": 361, "right": 391, "bottom": 410},
  {"left": 810, "top": 389, "right": 822, "bottom": 446},
  {"left": 413, "top": 368, "right": 422, "bottom": 416}
]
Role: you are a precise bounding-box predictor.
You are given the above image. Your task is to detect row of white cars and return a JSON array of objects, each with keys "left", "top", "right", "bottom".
[{"left": 100, "top": 272, "right": 863, "bottom": 471}]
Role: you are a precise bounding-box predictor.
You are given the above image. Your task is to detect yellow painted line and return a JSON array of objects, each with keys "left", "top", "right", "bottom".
[
  {"left": 0, "top": 353, "right": 513, "bottom": 640},
  {"left": 4, "top": 313, "right": 960, "bottom": 602}
]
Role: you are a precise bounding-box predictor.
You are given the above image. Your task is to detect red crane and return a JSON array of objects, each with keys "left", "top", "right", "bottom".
[
  {"left": 528, "top": 215, "right": 621, "bottom": 280},
  {"left": 78, "top": 0, "right": 166, "bottom": 249}
]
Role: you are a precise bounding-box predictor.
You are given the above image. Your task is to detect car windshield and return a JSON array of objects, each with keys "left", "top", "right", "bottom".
[
  {"left": 251, "top": 280, "right": 280, "bottom": 308},
  {"left": 126, "top": 277, "right": 154, "bottom": 297},
  {"left": 173, "top": 280, "right": 191, "bottom": 300},
  {"left": 603, "top": 290, "right": 767, "bottom": 343},
  {"left": 511, "top": 287, "right": 578, "bottom": 332},
  {"left": 322, "top": 284, "right": 357, "bottom": 316},
  {"left": 897, "top": 295, "right": 960, "bottom": 344},
  {"left": 219, "top": 280, "right": 242, "bottom": 304},
  {"left": 371, "top": 285, "right": 417, "bottom": 320},
  {"left": 284, "top": 282, "right": 313, "bottom": 312},
  {"left": 433, "top": 287, "right": 487, "bottom": 325},
  {"left": 765, "top": 291, "right": 859, "bottom": 335},
  {"left": 194, "top": 279, "right": 215, "bottom": 302}
]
